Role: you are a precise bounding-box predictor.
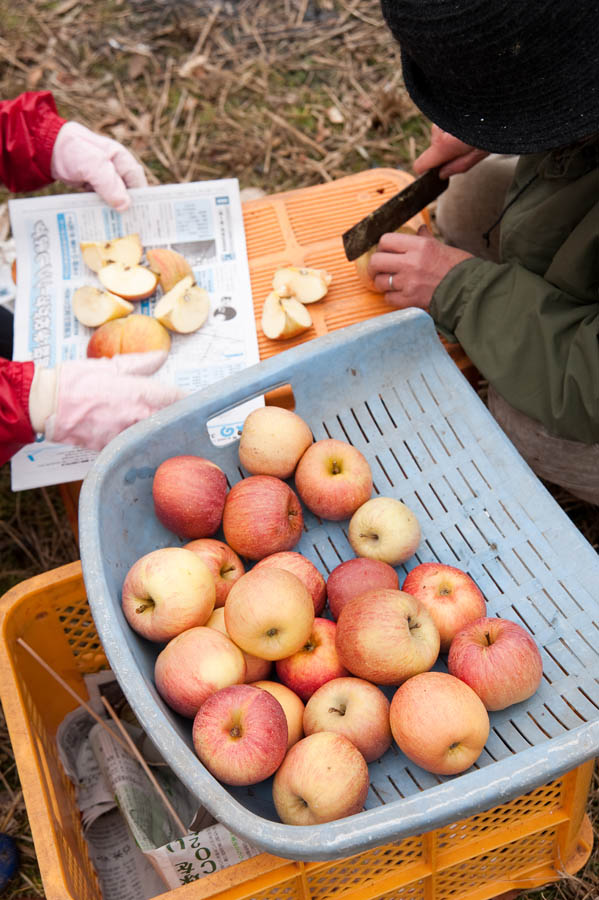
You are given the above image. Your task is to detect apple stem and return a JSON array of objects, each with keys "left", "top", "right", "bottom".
[
  {"left": 135, "top": 602, "right": 152, "bottom": 614},
  {"left": 266, "top": 627, "right": 278, "bottom": 638},
  {"left": 328, "top": 704, "right": 346, "bottom": 717},
  {"left": 407, "top": 616, "right": 420, "bottom": 632},
  {"left": 360, "top": 532, "right": 378, "bottom": 541},
  {"left": 485, "top": 631, "right": 492, "bottom": 645},
  {"left": 230, "top": 725, "right": 242, "bottom": 738},
  {"left": 331, "top": 461, "right": 341, "bottom": 475}
]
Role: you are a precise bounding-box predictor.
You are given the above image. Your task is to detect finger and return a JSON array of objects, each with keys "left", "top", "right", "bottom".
[
  {"left": 109, "top": 350, "right": 169, "bottom": 377},
  {"left": 367, "top": 251, "right": 407, "bottom": 280},
  {"left": 417, "top": 224, "right": 431, "bottom": 237},
  {"left": 129, "top": 380, "right": 187, "bottom": 410},
  {"left": 83, "top": 150, "right": 131, "bottom": 211},
  {"left": 439, "top": 149, "right": 489, "bottom": 178},
  {"left": 107, "top": 144, "right": 148, "bottom": 189}
]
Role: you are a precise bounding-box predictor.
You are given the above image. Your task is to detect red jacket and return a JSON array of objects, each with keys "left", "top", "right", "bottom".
[{"left": 0, "top": 92, "right": 66, "bottom": 465}]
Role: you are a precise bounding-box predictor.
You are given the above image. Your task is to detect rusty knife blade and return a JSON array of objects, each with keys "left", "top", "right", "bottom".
[{"left": 342, "top": 166, "right": 447, "bottom": 261}]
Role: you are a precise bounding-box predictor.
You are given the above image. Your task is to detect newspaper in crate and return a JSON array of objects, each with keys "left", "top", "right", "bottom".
[
  {"left": 8, "top": 180, "right": 262, "bottom": 491},
  {"left": 56, "top": 672, "right": 259, "bottom": 900}
]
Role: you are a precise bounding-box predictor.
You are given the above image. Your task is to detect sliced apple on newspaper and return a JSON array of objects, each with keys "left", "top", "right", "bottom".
[
  {"left": 146, "top": 247, "right": 194, "bottom": 293},
  {"left": 272, "top": 266, "right": 332, "bottom": 304},
  {"left": 80, "top": 234, "right": 143, "bottom": 273},
  {"left": 72, "top": 286, "right": 134, "bottom": 328},
  {"left": 261, "top": 291, "right": 312, "bottom": 340},
  {"left": 154, "top": 275, "right": 211, "bottom": 334},
  {"left": 98, "top": 262, "right": 159, "bottom": 301}
]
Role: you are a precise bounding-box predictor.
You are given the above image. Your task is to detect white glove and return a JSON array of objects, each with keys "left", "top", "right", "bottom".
[
  {"left": 50, "top": 122, "right": 147, "bottom": 212},
  {"left": 29, "top": 351, "right": 184, "bottom": 452}
]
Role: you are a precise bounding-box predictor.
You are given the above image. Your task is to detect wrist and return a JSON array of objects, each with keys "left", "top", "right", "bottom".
[{"left": 29, "top": 365, "right": 58, "bottom": 433}]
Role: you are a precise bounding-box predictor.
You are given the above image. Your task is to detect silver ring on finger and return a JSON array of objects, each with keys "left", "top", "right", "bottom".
[{"left": 388, "top": 273, "right": 394, "bottom": 291}]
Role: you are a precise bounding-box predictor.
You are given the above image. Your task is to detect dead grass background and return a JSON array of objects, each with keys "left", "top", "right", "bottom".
[{"left": 0, "top": 1, "right": 597, "bottom": 897}]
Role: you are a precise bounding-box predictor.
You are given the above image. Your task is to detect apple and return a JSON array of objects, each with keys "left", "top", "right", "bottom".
[
  {"left": 390, "top": 671, "right": 490, "bottom": 775},
  {"left": 152, "top": 455, "right": 228, "bottom": 541},
  {"left": 272, "top": 732, "right": 369, "bottom": 825},
  {"left": 80, "top": 233, "right": 143, "bottom": 273},
  {"left": 251, "top": 680, "right": 305, "bottom": 749},
  {"left": 72, "top": 285, "right": 133, "bottom": 327},
  {"left": 86, "top": 313, "right": 170, "bottom": 358},
  {"left": 205, "top": 607, "right": 272, "bottom": 683},
  {"left": 402, "top": 563, "right": 487, "bottom": 653},
  {"left": 98, "top": 262, "right": 159, "bottom": 300},
  {"left": 238, "top": 406, "right": 313, "bottom": 479},
  {"left": 335, "top": 588, "right": 440, "bottom": 684},
  {"left": 261, "top": 291, "right": 312, "bottom": 340},
  {"left": 276, "top": 618, "right": 348, "bottom": 701},
  {"left": 448, "top": 617, "right": 544, "bottom": 711},
  {"left": 303, "top": 677, "right": 392, "bottom": 763},
  {"left": 326, "top": 557, "right": 399, "bottom": 620},
  {"left": 146, "top": 246, "right": 194, "bottom": 292},
  {"left": 222, "top": 475, "right": 303, "bottom": 560},
  {"left": 192, "top": 684, "right": 288, "bottom": 785},
  {"left": 121, "top": 547, "right": 215, "bottom": 642},
  {"left": 224, "top": 567, "right": 314, "bottom": 660},
  {"left": 253, "top": 551, "right": 326, "bottom": 615},
  {"left": 183, "top": 538, "right": 244, "bottom": 607},
  {"left": 348, "top": 496, "right": 421, "bottom": 565},
  {"left": 154, "top": 626, "right": 246, "bottom": 717},
  {"left": 154, "top": 275, "right": 210, "bottom": 334},
  {"left": 272, "top": 266, "right": 332, "bottom": 303},
  {"left": 294, "top": 438, "right": 372, "bottom": 521}
]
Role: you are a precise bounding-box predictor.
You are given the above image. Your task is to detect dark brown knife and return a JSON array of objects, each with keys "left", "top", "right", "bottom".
[{"left": 342, "top": 165, "right": 447, "bottom": 261}]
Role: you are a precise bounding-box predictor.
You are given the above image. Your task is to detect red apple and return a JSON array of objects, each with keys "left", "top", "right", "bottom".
[
  {"left": 154, "top": 626, "right": 246, "bottom": 718},
  {"left": 335, "top": 588, "right": 440, "bottom": 684},
  {"left": 294, "top": 438, "right": 372, "bottom": 521},
  {"left": 121, "top": 547, "right": 215, "bottom": 642},
  {"left": 448, "top": 617, "right": 544, "bottom": 710},
  {"left": 222, "top": 475, "right": 303, "bottom": 560},
  {"left": 224, "top": 567, "right": 314, "bottom": 660},
  {"left": 192, "top": 684, "right": 288, "bottom": 785},
  {"left": 153, "top": 456, "right": 228, "bottom": 540},
  {"left": 251, "top": 680, "right": 305, "bottom": 749},
  {"left": 390, "top": 671, "right": 490, "bottom": 775},
  {"left": 275, "top": 618, "right": 349, "bottom": 701},
  {"left": 184, "top": 538, "right": 245, "bottom": 607},
  {"left": 205, "top": 607, "right": 272, "bottom": 683},
  {"left": 303, "top": 677, "right": 392, "bottom": 762},
  {"left": 402, "top": 563, "right": 486, "bottom": 652},
  {"left": 253, "top": 551, "right": 326, "bottom": 616},
  {"left": 87, "top": 313, "right": 170, "bottom": 358},
  {"left": 326, "top": 557, "right": 399, "bottom": 620},
  {"left": 273, "top": 732, "right": 369, "bottom": 825}
]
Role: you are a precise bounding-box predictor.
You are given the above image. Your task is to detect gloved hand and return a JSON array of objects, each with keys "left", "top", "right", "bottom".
[
  {"left": 51, "top": 121, "right": 147, "bottom": 212},
  {"left": 29, "top": 351, "right": 184, "bottom": 452}
]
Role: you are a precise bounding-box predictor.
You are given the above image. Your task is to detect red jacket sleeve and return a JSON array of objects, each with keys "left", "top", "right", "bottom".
[
  {"left": 0, "top": 359, "right": 36, "bottom": 465},
  {"left": 0, "top": 92, "right": 66, "bottom": 193}
]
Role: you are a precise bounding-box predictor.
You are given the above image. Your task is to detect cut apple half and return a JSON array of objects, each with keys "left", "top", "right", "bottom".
[
  {"left": 154, "top": 276, "right": 211, "bottom": 334},
  {"left": 98, "top": 262, "right": 159, "bottom": 300},
  {"left": 146, "top": 247, "right": 194, "bottom": 292},
  {"left": 80, "top": 234, "right": 143, "bottom": 273},
  {"left": 261, "top": 291, "right": 312, "bottom": 340},
  {"left": 72, "top": 286, "right": 134, "bottom": 328},
  {"left": 272, "top": 266, "right": 332, "bottom": 304}
]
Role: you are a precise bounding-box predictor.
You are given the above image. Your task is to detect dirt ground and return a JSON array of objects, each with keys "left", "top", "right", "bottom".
[{"left": 0, "top": 1, "right": 597, "bottom": 898}]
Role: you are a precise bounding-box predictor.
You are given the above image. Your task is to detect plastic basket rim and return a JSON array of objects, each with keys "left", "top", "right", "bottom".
[{"left": 79, "top": 310, "right": 599, "bottom": 861}]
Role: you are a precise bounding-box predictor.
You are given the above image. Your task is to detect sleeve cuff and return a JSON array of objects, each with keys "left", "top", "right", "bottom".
[{"left": 28, "top": 365, "right": 58, "bottom": 434}]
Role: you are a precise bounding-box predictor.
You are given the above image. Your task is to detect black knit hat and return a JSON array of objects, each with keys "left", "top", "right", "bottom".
[{"left": 379, "top": 1, "right": 599, "bottom": 154}]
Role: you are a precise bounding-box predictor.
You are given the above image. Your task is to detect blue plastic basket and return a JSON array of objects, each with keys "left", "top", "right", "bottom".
[{"left": 79, "top": 310, "right": 599, "bottom": 861}]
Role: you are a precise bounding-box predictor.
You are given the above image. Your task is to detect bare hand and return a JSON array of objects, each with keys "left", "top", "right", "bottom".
[
  {"left": 367, "top": 227, "right": 473, "bottom": 311},
  {"left": 414, "top": 125, "right": 489, "bottom": 179}
]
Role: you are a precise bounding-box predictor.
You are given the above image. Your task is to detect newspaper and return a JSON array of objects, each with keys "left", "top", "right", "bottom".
[
  {"left": 9, "top": 180, "right": 262, "bottom": 491},
  {"left": 57, "top": 672, "right": 260, "bottom": 899}
]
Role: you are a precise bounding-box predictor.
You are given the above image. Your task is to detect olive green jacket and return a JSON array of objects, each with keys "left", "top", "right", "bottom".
[{"left": 430, "top": 136, "right": 599, "bottom": 443}]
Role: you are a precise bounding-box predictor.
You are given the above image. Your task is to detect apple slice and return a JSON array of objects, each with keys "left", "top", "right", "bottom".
[
  {"left": 98, "top": 262, "right": 158, "bottom": 301},
  {"left": 272, "top": 266, "right": 332, "bottom": 304},
  {"left": 72, "top": 286, "right": 134, "bottom": 328},
  {"left": 80, "top": 234, "right": 143, "bottom": 273},
  {"left": 261, "top": 291, "right": 312, "bottom": 340},
  {"left": 154, "top": 276, "right": 211, "bottom": 334},
  {"left": 146, "top": 247, "right": 194, "bottom": 292}
]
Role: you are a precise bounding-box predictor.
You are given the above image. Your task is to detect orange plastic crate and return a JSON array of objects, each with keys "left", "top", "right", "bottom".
[
  {"left": 58, "top": 169, "right": 476, "bottom": 540},
  {"left": 0, "top": 563, "right": 593, "bottom": 900}
]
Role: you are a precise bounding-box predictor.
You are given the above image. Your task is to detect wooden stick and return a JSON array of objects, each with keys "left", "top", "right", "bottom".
[
  {"left": 17, "top": 637, "right": 135, "bottom": 759},
  {"left": 101, "top": 696, "right": 188, "bottom": 836}
]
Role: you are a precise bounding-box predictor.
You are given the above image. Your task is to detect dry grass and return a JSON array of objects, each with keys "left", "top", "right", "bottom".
[{"left": 0, "top": 1, "right": 597, "bottom": 897}]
